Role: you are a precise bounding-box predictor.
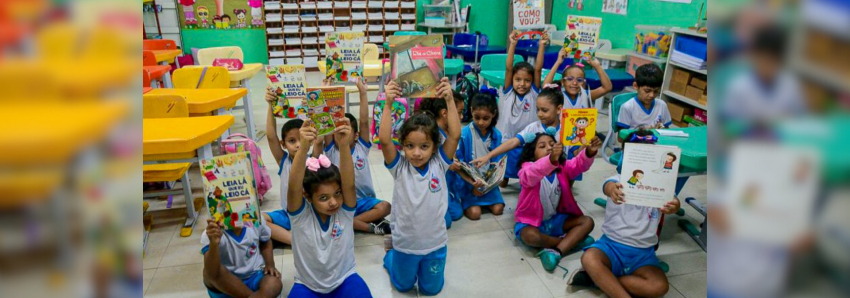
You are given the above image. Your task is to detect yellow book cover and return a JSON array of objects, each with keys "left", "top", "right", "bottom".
[
  {"left": 561, "top": 108, "right": 597, "bottom": 146},
  {"left": 200, "top": 152, "right": 262, "bottom": 230},
  {"left": 306, "top": 86, "right": 346, "bottom": 136}
]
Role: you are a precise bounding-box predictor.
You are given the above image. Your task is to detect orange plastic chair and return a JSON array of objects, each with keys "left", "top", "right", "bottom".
[
  {"left": 171, "top": 66, "right": 231, "bottom": 89},
  {"left": 143, "top": 50, "right": 171, "bottom": 87},
  {"left": 143, "top": 39, "right": 178, "bottom": 51},
  {"left": 143, "top": 69, "right": 151, "bottom": 88}
]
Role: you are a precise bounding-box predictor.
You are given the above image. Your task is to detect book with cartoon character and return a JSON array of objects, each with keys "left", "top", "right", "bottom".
[
  {"left": 619, "top": 143, "right": 680, "bottom": 208},
  {"left": 305, "top": 86, "right": 346, "bottom": 136},
  {"left": 389, "top": 34, "right": 444, "bottom": 98},
  {"left": 370, "top": 93, "right": 409, "bottom": 146},
  {"left": 453, "top": 155, "right": 508, "bottom": 195},
  {"left": 266, "top": 64, "right": 308, "bottom": 119},
  {"left": 200, "top": 152, "right": 262, "bottom": 230},
  {"left": 561, "top": 108, "right": 597, "bottom": 146},
  {"left": 325, "top": 32, "right": 365, "bottom": 83},
  {"left": 512, "top": 0, "right": 547, "bottom": 40},
  {"left": 564, "top": 15, "right": 602, "bottom": 64}
]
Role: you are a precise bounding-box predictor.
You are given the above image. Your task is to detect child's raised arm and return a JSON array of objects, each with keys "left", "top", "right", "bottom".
[
  {"left": 534, "top": 34, "right": 548, "bottom": 88},
  {"left": 438, "top": 77, "right": 460, "bottom": 159},
  {"left": 333, "top": 118, "right": 357, "bottom": 209},
  {"left": 544, "top": 47, "right": 567, "bottom": 86},
  {"left": 356, "top": 77, "right": 371, "bottom": 142},
  {"left": 379, "top": 81, "right": 401, "bottom": 164},
  {"left": 504, "top": 31, "right": 519, "bottom": 90},
  {"left": 265, "top": 88, "right": 285, "bottom": 165},
  {"left": 471, "top": 137, "right": 522, "bottom": 167},
  {"left": 287, "top": 120, "right": 317, "bottom": 213},
  {"left": 588, "top": 58, "right": 613, "bottom": 100}
]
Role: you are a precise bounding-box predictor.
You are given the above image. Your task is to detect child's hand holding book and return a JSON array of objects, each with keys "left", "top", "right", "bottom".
[{"left": 206, "top": 218, "right": 224, "bottom": 245}]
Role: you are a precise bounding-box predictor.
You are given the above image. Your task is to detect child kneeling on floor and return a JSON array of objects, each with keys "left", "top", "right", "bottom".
[
  {"left": 201, "top": 218, "right": 281, "bottom": 298},
  {"left": 515, "top": 132, "right": 599, "bottom": 272},
  {"left": 569, "top": 130, "right": 681, "bottom": 298}
]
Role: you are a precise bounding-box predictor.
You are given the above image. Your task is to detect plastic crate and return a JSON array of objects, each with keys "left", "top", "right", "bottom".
[
  {"left": 626, "top": 52, "right": 666, "bottom": 77},
  {"left": 634, "top": 25, "right": 672, "bottom": 58},
  {"left": 674, "top": 35, "right": 707, "bottom": 60}
]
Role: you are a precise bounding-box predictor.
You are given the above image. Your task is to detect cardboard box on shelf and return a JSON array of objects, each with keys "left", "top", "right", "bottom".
[
  {"left": 670, "top": 80, "right": 688, "bottom": 95},
  {"left": 684, "top": 85, "right": 704, "bottom": 101},
  {"left": 698, "top": 93, "right": 707, "bottom": 105},
  {"left": 672, "top": 69, "right": 691, "bottom": 84},
  {"left": 673, "top": 120, "right": 688, "bottom": 128},
  {"left": 667, "top": 101, "right": 694, "bottom": 122},
  {"left": 689, "top": 76, "right": 707, "bottom": 89}
]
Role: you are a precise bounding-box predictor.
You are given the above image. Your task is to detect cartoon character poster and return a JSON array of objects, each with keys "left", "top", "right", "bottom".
[
  {"left": 177, "top": 0, "right": 264, "bottom": 30},
  {"left": 389, "top": 34, "right": 445, "bottom": 98},
  {"left": 200, "top": 152, "right": 262, "bottom": 230},
  {"left": 512, "top": 0, "right": 546, "bottom": 40},
  {"left": 601, "top": 0, "right": 628, "bottom": 15},
  {"left": 371, "top": 93, "right": 409, "bottom": 146},
  {"left": 619, "top": 143, "right": 680, "bottom": 208},
  {"left": 305, "top": 86, "right": 346, "bottom": 136},
  {"left": 564, "top": 15, "right": 602, "bottom": 63},
  {"left": 325, "top": 32, "right": 365, "bottom": 83},
  {"left": 266, "top": 64, "right": 307, "bottom": 119},
  {"left": 561, "top": 108, "right": 597, "bottom": 146}
]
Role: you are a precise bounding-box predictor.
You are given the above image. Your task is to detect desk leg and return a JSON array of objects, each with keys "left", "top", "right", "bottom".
[
  {"left": 216, "top": 108, "right": 231, "bottom": 140},
  {"left": 240, "top": 78, "right": 258, "bottom": 142},
  {"left": 162, "top": 70, "right": 173, "bottom": 88},
  {"left": 178, "top": 168, "right": 199, "bottom": 237}
]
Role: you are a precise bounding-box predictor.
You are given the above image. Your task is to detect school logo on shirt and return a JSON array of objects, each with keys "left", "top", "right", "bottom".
[
  {"left": 648, "top": 209, "right": 660, "bottom": 221},
  {"left": 331, "top": 218, "right": 343, "bottom": 240},
  {"left": 429, "top": 174, "right": 442, "bottom": 193},
  {"left": 245, "top": 241, "right": 257, "bottom": 259},
  {"left": 522, "top": 100, "right": 532, "bottom": 112},
  {"left": 355, "top": 156, "right": 366, "bottom": 170}
]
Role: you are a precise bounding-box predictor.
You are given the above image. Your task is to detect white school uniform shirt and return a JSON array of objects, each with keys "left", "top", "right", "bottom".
[
  {"left": 600, "top": 175, "right": 661, "bottom": 248},
  {"left": 324, "top": 137, "right": 377, "bottom": 199},
  {"left": 562, "top": 87, "right": 592, "bottom": 109},
  {"left": 469, "top": 124, "right": 493, "bottom": 174},
  {"left": 385, "top": 148, "right": 452, "bottom": 255},
  {"left": 516, "top": 121, "right": 562, "bottom": 147},
  {"left": 616, "top": 98, "right": 672, "bottom": 129},
  {"left": 722, "top": 70, "right": 806, "bottom": 121},
  {"left": 539, "top": 174, "right": 562, "bottom": 221},
  {"left": 496, "top": 86, "right": 540, "bottom": 143},
  {"left": 201, "top": 224, "right": 271, "bottom": 279},
  {"left": 278, "top": 152, "right": 293, "bottom": 210},
  {"left": 438, "top": 127, "right": 447, "bottom": 145},
  {"left": 290, "top": 199, "right": 357, "bottom": 293}
]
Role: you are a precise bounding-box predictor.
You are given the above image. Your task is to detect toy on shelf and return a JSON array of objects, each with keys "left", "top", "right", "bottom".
[{"left": 634, "top": 26, "right": 672, "bottom": 58}]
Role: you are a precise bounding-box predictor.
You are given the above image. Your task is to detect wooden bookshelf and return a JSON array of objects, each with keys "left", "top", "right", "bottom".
[{"left": 265, "top": 0, "right": 417, "bottom": 68}]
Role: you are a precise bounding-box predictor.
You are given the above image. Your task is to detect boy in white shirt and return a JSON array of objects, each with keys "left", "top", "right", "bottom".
[
  {"left": 616, "top": 64, "right": 672, "bottom": 143},
  {"left": 202, "top": 219, "right": 281, "bottom": 298}
]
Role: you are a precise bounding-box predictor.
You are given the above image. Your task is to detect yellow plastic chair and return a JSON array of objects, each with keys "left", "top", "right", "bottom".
[
  {"left": 143, "top": 94, "right": 190, "bottom": 118},
  {"left": 363, "top": 43, "right": 379, "bottom": 60},
  {"left": 171, "top": 66, "right": 231, "bottom": 89},
  {"left": 196, "top": 46, "right": 244, "bottom": 66}
]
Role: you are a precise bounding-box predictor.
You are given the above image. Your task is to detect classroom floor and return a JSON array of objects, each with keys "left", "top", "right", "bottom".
[{"left": 143, "top": 72, "right": 707, "bottom": 298}]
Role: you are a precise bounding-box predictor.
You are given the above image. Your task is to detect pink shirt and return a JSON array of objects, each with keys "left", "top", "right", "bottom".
[{"left": 515, "top": 149, "right": 595, "bottom": 227}]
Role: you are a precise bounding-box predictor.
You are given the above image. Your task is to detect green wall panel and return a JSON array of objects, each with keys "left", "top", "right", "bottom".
[{"left": 181, "top": 29, "right": 269, "bottom": 64}]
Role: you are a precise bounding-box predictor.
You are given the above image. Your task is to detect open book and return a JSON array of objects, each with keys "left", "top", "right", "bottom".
[
  {"left": 619, "top": 143, "right": 680, "bottom": 208},
  {"left": 454, "top": 155, "right": 508, "bottom": 194},
  {"left": 200, "top": 152, "right": 262, "bottom": 230}
]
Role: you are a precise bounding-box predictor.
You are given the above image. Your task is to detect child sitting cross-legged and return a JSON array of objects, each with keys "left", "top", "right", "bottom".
[
  {"left": 201, "top": 218, "right": 281, "bottom": 298},
  {"left": 514, "top": 132, "right": 599, "bottom": 272}
]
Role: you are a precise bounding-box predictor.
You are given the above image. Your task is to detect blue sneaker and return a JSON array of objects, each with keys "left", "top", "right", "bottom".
[{"left": 537, "top": 248, "right": 562, "bottom": 272}]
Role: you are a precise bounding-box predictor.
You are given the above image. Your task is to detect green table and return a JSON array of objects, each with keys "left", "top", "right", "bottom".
[
  {"left": 480, "top": 69, "right": 562, "bottom": 88},
  {"left": 444, "top": 58, "right": 464, "bottom": 76},
  {"left": 618, "top": 126, "right": 707, "bottom": 171}
]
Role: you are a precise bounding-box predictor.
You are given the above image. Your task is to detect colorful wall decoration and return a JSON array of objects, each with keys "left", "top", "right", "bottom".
[{"left": 177, "top": 0, "right": 264, "bottom": 30}]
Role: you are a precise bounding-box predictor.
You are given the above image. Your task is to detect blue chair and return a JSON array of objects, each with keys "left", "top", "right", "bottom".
[
  {"left": 453, "top": 32, "right": 486, "bottom": 47},
  {"left": 516, "top": 39, "right": 537, "bottom": 48}
]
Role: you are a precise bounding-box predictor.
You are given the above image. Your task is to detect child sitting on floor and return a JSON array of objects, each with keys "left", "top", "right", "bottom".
[{"left": 201, "top": 218, "right": 281, "bottom": 298}]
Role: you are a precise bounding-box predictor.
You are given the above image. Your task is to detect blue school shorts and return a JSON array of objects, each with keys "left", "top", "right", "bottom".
[
  {"left": 513, "top": 213, "right": 569, "bottom": 245},
  {"left": 585, "top": 235, "right": 661, "bottom": 277},
  {"left": 354, "top": 197, "right": 383, "bottom": 217},
  {"left": 206, "top": 271, "right": 264, "bottom": 298},
  {"left": 383, "top": 246, "right": 447, "bottom": 296},
  {"left": 265, "top": 209, "right": 291, "bottom": 230},
  {"left": 287, "top": 273, "right": 373, "bottom": 298}
]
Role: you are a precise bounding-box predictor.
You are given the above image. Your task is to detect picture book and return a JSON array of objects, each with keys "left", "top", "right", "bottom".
[
  {"left": 727, "top": 143, "right": 819, "bottom": 245},
  {"left": 561, "top": 108, "right": 597, "bottom": 146},
  {"left": 370, "top": 93, "right": 409, "bottom": 146},
  {"left": 389, "top": 34, "right": 445, "bottom": 98},
  {"left": 619, "top": 143, "right": 680, "bottom": 209},
  {"left": 200, "top": 152, "right": 262, "bottom": 230},
  {"left": 454, "top": 155, "right": 508, "bottom": 194},
  {"left": 325, "top": 32, "right": 365, "bottom": 83},
  {"left": 266, "top": 64, "right": 308, "bottom": 119},
  {"left": 512, "top": 0, "right": 546, "bottom": 40},
  {"left": 564, "top": 15, "right": 602, "bottom": 63},
  {"left": 305, "top": 86, "right": 346, "bottom": 136}
]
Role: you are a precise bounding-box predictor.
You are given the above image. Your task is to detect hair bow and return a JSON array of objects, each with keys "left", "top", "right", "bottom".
[
  {"left": 522, "top": 132, "right": 537, "bottom": 144},
  {"left": 543, "top": 84, "right": 560, "bottom": 90},
  {"left": 306, "top": 155, "right": 332, "bottom": 172},
  {"left": 545, "top": 127, "right": 558, "bottom": 136},
  {"left": 479, "top": 86, "right": 498, "bottom": 97}
]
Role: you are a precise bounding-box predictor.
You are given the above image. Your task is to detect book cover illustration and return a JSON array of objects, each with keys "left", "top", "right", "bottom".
[
  {"left": 454, "top": 155, "right": 508, "bottom": 194},
  {"left": 619, "top": 143, "right": 680, "bottom": 209},
  {"left": 564, "top": 15, "right": 602, "bottom": 63},
  {"left": 200, "top": 152, "right": 262, "bottom": 230},
  {"left": 371, "top": 93, "right": 409, "bottom": 146},
  {"left": 389, "top": 34, "right": 445, "bottom": 98},
  {"left": 561, "top": 108, "right": 597, "bottom": 146},
  {"left": 727, "top": 143, "right": 819, "bottom": 245},
  {"left": 512, "top": 0, "right": 546, "bottom": 40},
  {"left": 325, "top": 32, "right": 365, "bottom": 83},
  {"left": 266, "top": 64, "right": 308, "bottom": 119},
  {"left": 305, "top": 86, "right": 346, "bottom": 136}
]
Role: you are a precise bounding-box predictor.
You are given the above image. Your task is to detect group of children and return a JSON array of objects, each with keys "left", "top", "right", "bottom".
[{"left": 200, "top": 30, "right": 683, "bottom": 298}]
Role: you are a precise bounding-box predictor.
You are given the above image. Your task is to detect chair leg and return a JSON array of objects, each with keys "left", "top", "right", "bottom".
[{"left": 179, "top": 170, "right": 198, "bottom": 237}]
